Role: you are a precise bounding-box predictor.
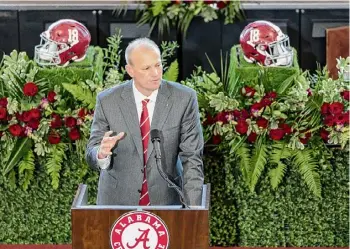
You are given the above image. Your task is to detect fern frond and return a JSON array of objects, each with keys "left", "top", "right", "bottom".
[
  {"left": 163, "top": 60, "right": 179, "bottom": 82},
  {"left": 269, "top": 142, "right": 291, "bottom": 189},
  {"left": 270, "top": 142, "right": 292, "bottom": 164},
  {"left": 18, "top": 149, "right": 35, "bottom": 191},
  {"left": 62, "top": 83, "right": 96, "bottom": 109},
  {"left": 293, "top": 149, "right": 321, "bottom": 197},
  {"left": 269, "top": 163, "right": 287, "bottom": 189},
  {"left": 45, "top": 143, "right": 66, "bottom": 189},
  {"left": 235, "top": 143, "right": 251, "bottom": 184},
  {"left": 249, "top": 143, "right": 268, "bottom": 192}
]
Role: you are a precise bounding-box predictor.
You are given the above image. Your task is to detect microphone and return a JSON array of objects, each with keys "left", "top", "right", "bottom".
[{"left": 150, "top": 129, "right": 189, "bottom": 209}]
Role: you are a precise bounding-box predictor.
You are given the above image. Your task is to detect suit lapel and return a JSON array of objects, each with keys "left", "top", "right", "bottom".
[
  {"left": 119, "top": 81, "right": 143, "bottom": 165},
  {"left": 147, "top": 80, "right": 173, "bottom": 161}
]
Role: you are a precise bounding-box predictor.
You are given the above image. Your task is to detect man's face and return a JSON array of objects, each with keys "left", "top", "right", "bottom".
[{"left": 126, "top": 46, "right": 163, "bottom": 96}]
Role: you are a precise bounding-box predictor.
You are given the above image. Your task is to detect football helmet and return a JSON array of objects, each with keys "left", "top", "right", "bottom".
[
  {"left": 34, "top": 19, "right": 91, "bottom": 66},
  {"left": 239, "top": 20, "right": 293, "bottom": 67}
]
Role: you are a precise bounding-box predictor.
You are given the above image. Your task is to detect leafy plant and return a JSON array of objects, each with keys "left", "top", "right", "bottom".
[
  {"left": 116, "top": 0, "right": 243, "bottom": 37},
  {"left": 182, "top": 54, "right": 350, "bottom": 197}
]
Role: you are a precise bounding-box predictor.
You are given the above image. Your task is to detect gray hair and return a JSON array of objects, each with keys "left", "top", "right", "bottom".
[{"left": 125, "top": 37, "right": 161, "bottom": 65}]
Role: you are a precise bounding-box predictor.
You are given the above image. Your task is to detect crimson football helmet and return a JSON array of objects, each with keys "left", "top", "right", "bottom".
[
  {"left": 239, "top": 20, "right": 293, "bottom": 67},
  {"left": 34, "top": 19, "right": 91, "bottom": 66}
]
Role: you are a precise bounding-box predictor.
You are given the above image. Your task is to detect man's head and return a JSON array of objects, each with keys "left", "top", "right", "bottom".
[{"left": 125, "top": 38, "right": 163, "bottom": 96}]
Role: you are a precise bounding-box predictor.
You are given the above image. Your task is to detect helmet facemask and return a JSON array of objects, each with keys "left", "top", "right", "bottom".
[
  {"left": 34, "top": 32, "right": 69, "bottom": 66},
  {"left": 265, "top": 35, "right": 293, "bottom": 67}
]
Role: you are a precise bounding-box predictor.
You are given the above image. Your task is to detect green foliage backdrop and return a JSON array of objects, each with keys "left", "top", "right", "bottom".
[{"left": 0, "top": 150, "right": 348, "bottom": 246}]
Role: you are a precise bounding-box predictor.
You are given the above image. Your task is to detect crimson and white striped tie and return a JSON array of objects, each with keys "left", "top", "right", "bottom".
[{"left": 139, "top": 99, "right": 151, "bottom": 206}]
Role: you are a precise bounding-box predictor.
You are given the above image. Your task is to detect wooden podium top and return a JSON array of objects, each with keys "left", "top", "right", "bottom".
[
  {"left": 72, "top": 183, "right": 210, "bottom": 210},
  {"left": 71, "top": 184, "right": 211, "bottom": 249}
]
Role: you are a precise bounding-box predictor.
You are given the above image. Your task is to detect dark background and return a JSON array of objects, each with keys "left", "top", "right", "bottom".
[{"left": 0, "top": 8, "right": 348, "bottom": 80}]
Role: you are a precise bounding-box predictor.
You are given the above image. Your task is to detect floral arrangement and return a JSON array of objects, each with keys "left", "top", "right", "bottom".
[
  {"left": 118, "top": 0, "right": 243, "bottom": 36},
  {"left": 0, "top": 33, "right": 179, "bottom": 190},
  {"left": 182, "top": 57, "right": 349, "bottom": 197}
]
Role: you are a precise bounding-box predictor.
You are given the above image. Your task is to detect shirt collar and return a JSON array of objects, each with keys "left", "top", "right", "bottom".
[{"left": 132, "top": 80, "right": 159, "bottom": 103}]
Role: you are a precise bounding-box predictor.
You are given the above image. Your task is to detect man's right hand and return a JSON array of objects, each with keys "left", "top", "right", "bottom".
[{"left": 98, "top": 131, "right": 125, "bottom": 159}]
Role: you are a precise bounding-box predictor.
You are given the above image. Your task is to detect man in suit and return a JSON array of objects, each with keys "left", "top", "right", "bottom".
[{"left": 86, "top": 37, "right": 204, "bottom": 206}]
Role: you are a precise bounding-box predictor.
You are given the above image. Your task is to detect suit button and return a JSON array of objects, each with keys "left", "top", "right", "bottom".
[{"left": 138, "top": 189, "right": 141, "bottom": 193}]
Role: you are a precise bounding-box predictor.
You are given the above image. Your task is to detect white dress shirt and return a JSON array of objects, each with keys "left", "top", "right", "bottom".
[{"left": 97, "top": 82, "right": 159, "bottom": 169}]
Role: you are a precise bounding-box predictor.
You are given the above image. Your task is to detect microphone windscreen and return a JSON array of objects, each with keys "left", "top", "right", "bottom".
[{"left": 151, "top": 129, "right": 161, "bottom": 141}]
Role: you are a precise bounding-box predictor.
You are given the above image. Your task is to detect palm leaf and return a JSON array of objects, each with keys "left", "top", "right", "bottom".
[
  {"left": 299, "top": 94, "right": 323, "bottom": 127},
  {"left": 163, "top": 60, "right": 179, "bottom": 82},
  {"left": 249, "top": 142, "right": 268, "bottom": 192},
  {"left": 293, "top": 149, "right": 321, "bottom": 197},
  {"left": 3, "top": 137, "right": 32, "bottom": 176},
  {"left": 62, "top": 83, "right": 96, "bottom": 109}
]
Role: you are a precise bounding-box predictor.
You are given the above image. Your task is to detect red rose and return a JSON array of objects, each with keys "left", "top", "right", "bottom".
[
  {"left": 212, "top": 135, "right": 221, "bottom": 145},
  {"left": 329, "top": 102, "right": 344, "bottom": 115},
  {"left": 235, "top": 119, "right": 248, "bottom": 135},
  {"left": 247, "top": 132, "right": 257, "bottom": 143},
  {"left": 171, "top": 0, "right": 182, "bottom": 4},
  {"left": 16, "top": 112, "right": 23, "bottom": 122},
  {"left": 300, "top": 132, "right": 311, "bottom": 144},
  {"left": 65, "top": 116, "right": 77, "bottom": 128},
  {"left": 47, "top": 91, "right": 56, "bottom": 103},
  {"left": 269, "top": 128, "right": 285, "bottom": 140},
  {"left": 27, "top": 119, "right": 40, "bottom": 130},
  {"left": 50, "top": 114, "right": 62, "bottom": 128},
  {"left": 29, "top": 108, "right": 41, "bottom": 120},
  {"left": 341, "top": 90, "right": 350, "bottom": 101},
  {"left": 241, "top": 86, "right": 256, "bottom": 98},
  {"left": 217, "top": 1, "right": 227, "bottom": 9},
  {"left": 22, "top": 111, "right": 31, "bottom": 122},
  {"left": 321, "top": 103, "right": 330, "bottom": 115},
  {"left": 215, "top": 111, "right": 228, "bottom": 124},
  {"left": 0, "top": 107, "right": 7, "bottom": 120},
  {"left": 69, "top": 128, "right": 80, "bottom": 141},
  {"left": 251, "top": 102, "right": 263, "bottom": 116},
  {"left": 334, "top": 114, "right": 347, "bottom": 125},
  {"left": 23, "top": 82, "right": 38, "bottom": 97},
  {"left": 204, "top": 0, "right": 215, "bottom": 4},
  {"left": 320, "top": 128, "right": 329, "bottom": 142},
  {"left": 233, "top": 109, "right": 250, "bottom": 120},
  {"left": 265, "top": 91, "right": 277, "bottom": 99},
  {"left": 78, "top": 108, "right": 89, "bottom": 119},
  {"left": 256, "top": 117, "right": 268, "bottom": 129},
  {"left": 261, "top": 98, "right": 272, "bottom": 107},
  {"left": 279, "top": 123, "right": 292, "bottom": 135},
  {"left": 323, "top": 115, "right": 334, "bottom": 127},
  {"left": 0, "top": 97, "right": 7, "bottom": 108},
  {"left": 48, "top": 132, "right": 61, "bottom": 144},
  {"left": 9, "top": 124, "right": 23, "bottom": 137},
  {"left": 343, "top": 111, "right": 350, "bottom": 124}
]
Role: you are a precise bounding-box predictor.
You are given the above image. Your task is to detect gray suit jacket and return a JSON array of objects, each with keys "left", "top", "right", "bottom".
[{"left": 86, "top": 80, "right": 204, "bottom": 206}]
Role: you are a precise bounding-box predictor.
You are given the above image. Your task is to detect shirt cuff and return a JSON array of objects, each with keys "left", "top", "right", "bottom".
[{"left": 96, "top": 147, "right": 111, "bottom": 170}]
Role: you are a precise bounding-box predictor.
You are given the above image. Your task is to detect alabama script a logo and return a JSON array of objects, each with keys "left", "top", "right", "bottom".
[{"left": 110, "top": 211, "right": 169, "bottom": 249}]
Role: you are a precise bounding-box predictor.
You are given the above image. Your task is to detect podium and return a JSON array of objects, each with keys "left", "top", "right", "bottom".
[{"left": 71, "top": 184, "right": 211, "bottom": 249}]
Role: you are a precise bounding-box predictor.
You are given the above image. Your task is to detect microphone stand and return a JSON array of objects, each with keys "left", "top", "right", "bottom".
[{"left": 153, "top": 139, "right": 189, "bottom": 209}]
